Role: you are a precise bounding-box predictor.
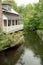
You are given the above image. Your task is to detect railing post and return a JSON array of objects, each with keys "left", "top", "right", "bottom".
[{"left": 7, "top": 20, "right": 8, "bottom": 33}]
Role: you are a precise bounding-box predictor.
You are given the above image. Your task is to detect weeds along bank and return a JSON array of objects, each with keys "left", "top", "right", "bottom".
[{"left": 0, "top": 31, "right": 24, "bottom": 50}]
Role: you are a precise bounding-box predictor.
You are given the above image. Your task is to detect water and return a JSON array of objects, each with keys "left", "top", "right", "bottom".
[{"left": 0, "top": 31, "right": 43, "bottom": 65}]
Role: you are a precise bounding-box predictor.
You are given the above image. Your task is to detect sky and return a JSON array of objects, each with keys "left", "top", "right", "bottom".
[
  {"left": 15, "top": 0, "right": 39, "bottom": 6},
  {"left": 2, "top": 0, "right": 39, "bottom": 6}
]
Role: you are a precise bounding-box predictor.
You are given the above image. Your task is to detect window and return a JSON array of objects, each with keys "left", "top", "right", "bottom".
[
  {"left": 16, "top": 20, "right": 17, "bottom": 25},
  {"left": 4, "top": 20, "right": 7, "bottom": 26},
  {"left": 8, "top": 20, "right": 11, "bottom": 26},
  {"left": 12, "top": 20, "right": 14, "bottom": 25}
]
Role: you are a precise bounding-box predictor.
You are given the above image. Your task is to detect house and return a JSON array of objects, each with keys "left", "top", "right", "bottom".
[{"left": 1, "top": 1, "right": 23, "bottom": 33}]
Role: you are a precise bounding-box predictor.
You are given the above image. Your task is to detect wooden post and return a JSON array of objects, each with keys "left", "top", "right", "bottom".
[
  {"left": 0, "top": 0, "right": 2, "bottom": 32},
  {"left": 7, "top": 20, "right": 8, "bottom": 33}
]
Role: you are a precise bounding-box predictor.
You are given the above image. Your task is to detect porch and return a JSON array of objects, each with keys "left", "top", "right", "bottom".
[
  {"left": 3, "top": 25, "right": 23, "bottom": 33},
  {"left": 3, "top": 19, "right": 23, "bottom": 33}
]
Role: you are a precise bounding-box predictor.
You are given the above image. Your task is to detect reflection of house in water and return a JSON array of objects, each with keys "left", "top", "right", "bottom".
[{"left": 0, "top": 0, "right": 23, "bottom": 33}]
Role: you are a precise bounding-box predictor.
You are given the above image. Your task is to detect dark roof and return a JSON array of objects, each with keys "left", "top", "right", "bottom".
[
  {"left": 2, "top": 3, "right": 19, "bottom": 15},
  {"left": 2, "top": 8, "right": 7, "bottom": 11},
  {"left": 2, "top": 2, "right": 11, "bottom": 6}
]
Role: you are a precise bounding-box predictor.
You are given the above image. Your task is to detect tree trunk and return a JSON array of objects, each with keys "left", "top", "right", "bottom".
[{"left": 0, "top": 0, "right": 2, "bottom": 32}]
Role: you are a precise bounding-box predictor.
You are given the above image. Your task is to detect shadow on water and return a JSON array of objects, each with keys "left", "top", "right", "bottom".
[
  {"left": 0, "top": 45, "right": 24, "bottom": 65},
  {"left": 24, "top": 31, "right": 43, "bottom": 65}
]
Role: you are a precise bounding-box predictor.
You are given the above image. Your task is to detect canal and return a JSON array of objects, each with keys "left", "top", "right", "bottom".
[{"left": 0, "top": 31, "right": 43, "bottom": 65}]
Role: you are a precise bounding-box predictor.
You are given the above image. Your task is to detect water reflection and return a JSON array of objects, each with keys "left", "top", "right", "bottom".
[
  {"left": 0, "top": 45, "right": 24, "bottom": 65},
  {"left": 24, "top": 31, "right": 43, "bottom": 65},
  {"left": 0, "top": 31, "right": 43, "bottom": 65},
  {"left": 16, "top": 48, "right": 41, "bottom": 65}
]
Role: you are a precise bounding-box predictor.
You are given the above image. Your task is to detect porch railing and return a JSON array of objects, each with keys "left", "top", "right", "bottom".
[{"left": 3, "top": 24, "right": 23, "bottom": 33}]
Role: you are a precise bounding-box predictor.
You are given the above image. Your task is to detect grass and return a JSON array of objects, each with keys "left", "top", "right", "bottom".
[
  {"left": 37, "top": 24, "right": 43, "bottom": 38},
  {"left": 0, "top": 31, "right": 23, "bottom": 50},
  {"left": 37, "top": 29, "right": 43, "bottom": 39},
  {"left": 39, "top": 24, "right": 43, "bottom": 30}
]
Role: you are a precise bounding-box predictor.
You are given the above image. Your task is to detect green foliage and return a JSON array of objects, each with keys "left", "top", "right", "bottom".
[
  {"left": 0, "top": 33, "right": 15, "bottom": 50},
  {"left": 11, "top": 0, "right": 17, "bottom": 11},
  {"left": 17, "top": 4, "right": 35, "bottom": 22},
  {"left": 0, "top": 31, "right": 23, "bottom": 50},
  {"left": 24, "top": 0, "right": 43, "bottom": 35}
]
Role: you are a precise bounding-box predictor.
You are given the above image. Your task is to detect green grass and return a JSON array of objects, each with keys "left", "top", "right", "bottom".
[
  {"left": 0, "top": 31, "right": 23, "bottom": 50},
  {"left": 38, "top": 25, "right": 43, "bottom": 30}
]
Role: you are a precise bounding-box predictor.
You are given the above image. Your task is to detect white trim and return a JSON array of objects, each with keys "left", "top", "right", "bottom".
[
  {"left": 7, "top": 20, "right": 8, "bottom": 32},
  {"left": 3, "top": 14, "right": 7, "bottom": 20},
  {"left": 11, "top": 20, "right": 12, "bottom": 26},
  {"left": 3, "top": 20, "right": 4, "bottom": 32},
  {"left": 11, "top": 8, "right": 19, "bottom": 15},
  {"left": 3, "top": 24, "right": 23, "bottom": 33}
]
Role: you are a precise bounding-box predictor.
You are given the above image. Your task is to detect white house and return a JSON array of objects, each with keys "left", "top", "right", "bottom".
[{"left": 2, "top": 2, "right": 23, "bottom": 33}]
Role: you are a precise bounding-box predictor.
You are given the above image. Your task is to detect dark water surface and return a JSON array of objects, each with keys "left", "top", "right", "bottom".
[{"left": 0, "top": 31, "right": 43, "bottom": 65}]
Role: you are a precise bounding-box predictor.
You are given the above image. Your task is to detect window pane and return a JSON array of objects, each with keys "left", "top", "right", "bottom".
[
  {"left": 16, "top": 20, "right": 17, "bottom": 25},
  {"left": 4, "top": 20, "right": 7, "bottom": 26},
  {"left": 12, "top": 20, "right": 14, "bottom": 25},
  {"left": 8, "top": 20, "right": 11, "bottom": 26}
]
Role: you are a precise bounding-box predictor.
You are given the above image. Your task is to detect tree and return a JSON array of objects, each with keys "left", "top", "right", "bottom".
[
  {"left": 10, "top": 0, "right": 17, "bottom": 11},
  {"left": 24, "top": 0, "right": 43, "bottom": 35}
]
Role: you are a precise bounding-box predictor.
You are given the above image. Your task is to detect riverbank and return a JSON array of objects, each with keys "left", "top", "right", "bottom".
[
  {"left": 37, "top": 30, "right": 43, "bottom": 40},
  {"left": 0, "top": 31, "right": 24, "bottom": 51}
]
